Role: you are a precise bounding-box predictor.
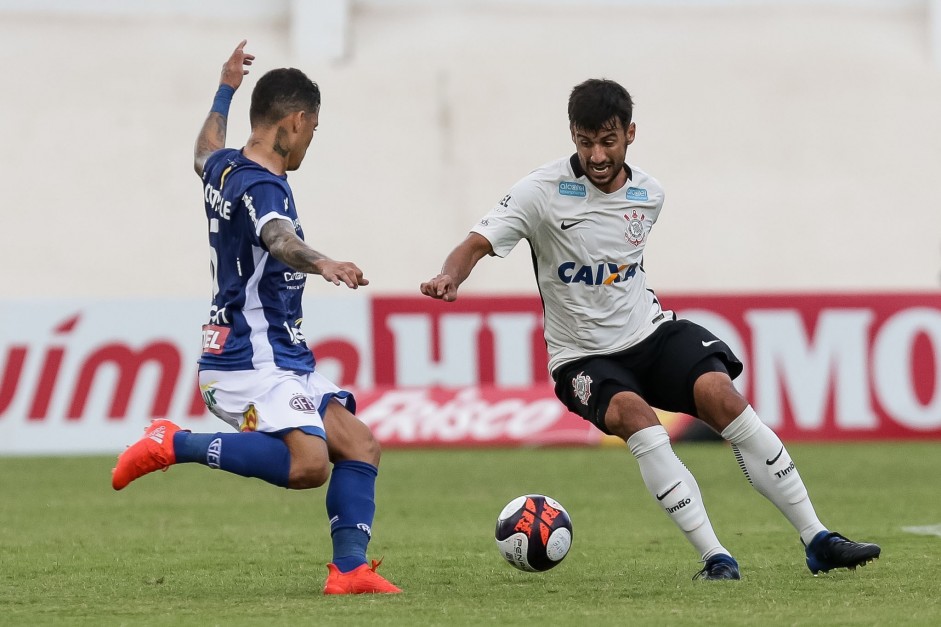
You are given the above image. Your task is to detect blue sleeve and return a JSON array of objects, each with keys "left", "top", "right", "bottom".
[
  {"left": 242, "top": 181, "right": 294, "bottom": 247},
  {"left": 203, "top": 148, "right": 236, "bottom": 181}
]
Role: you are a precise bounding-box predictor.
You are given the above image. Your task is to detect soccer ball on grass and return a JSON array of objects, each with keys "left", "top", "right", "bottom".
[{"left": 494, "top": 494, "right": 573, "bottom": 572}]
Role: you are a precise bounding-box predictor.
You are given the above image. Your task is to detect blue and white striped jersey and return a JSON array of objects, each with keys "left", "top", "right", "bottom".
[{"left": 197, "top": 148, "right": 315, "bottom": 373}]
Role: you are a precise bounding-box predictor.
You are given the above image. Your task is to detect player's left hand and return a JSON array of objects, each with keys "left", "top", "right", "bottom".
[
  {"left": 220, "top": 39, "right": 255, "bottom": 90},
  {"left": 316, "top": 260, "right": 369, "bottom": 289}
]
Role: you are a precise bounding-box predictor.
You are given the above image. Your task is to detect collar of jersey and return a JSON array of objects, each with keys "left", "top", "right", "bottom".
[{"left": 569, "top": 153, "right": 633, "bottom": 189}]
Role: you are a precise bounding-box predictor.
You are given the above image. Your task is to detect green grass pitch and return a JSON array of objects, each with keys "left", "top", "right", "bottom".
[{"left": 1, "top": 442, "right": 940, "bottom": 626}]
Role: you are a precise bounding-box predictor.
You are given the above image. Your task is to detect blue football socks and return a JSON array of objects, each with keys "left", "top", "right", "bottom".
[
  {"left": 326, "top": 460, "right": 378, "bottom": 573},
  {"left": 173, "top": 431, "right": 291, "bottom": 488}
]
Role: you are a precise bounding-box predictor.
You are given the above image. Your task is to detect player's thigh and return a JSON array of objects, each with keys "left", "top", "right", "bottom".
[
  {"left": 322, "top": 399, "right": 380, "bottom": 466},
  {"left": 645, "top": 320, "right": 743, "bottom": 416},
  {"left": 603, "top": 391, "right": 662, "bottom": 439},
  {"left": 293, "top": 370, "right": 377, "bottom": 465},
  {"left": 554, "top": 356, "right": 650, "bottom": 436},
  {"left": 691, "top": 366, "right": 749, "bottom": 433}
]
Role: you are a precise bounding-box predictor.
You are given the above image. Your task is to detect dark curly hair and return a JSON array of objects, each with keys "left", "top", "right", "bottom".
[
  {"left": 568, "top": 78, "right": 633, "bottom": 132},
  {"left": 250, "top": 68, "right": 321, "bottom": 127}
]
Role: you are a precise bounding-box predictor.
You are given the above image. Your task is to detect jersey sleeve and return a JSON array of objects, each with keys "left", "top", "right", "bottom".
[
  {"left": 241, "top": 182, "right": 294, "bottom": 245},
  {"left": 471, "top": 177, "right": 545, "bottom": 258},
  {"left": 645, "top": 174, "right": 666, "bottom": 226},
  {"left": 203, "top": 149, "right": 225, "bottom": 177}
]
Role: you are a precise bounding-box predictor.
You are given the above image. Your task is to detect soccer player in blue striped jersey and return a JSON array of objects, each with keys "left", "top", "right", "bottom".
[{"left": 112, "top": 41, "right": 400, "bottom": 595}]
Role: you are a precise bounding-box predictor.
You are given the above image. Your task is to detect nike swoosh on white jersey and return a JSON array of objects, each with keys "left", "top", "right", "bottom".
[{"left": 702, "top": 339, "right": 721, "bottom": 347}]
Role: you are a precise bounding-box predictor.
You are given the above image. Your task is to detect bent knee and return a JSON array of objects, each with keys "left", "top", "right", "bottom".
[
  {"left": 350, "top": 431, "right": 381, "bottom": 467},
  {"left": 289, "top": 458, "right": 331, "bottom": 489},
  {"left": 604, "top": 392, "right": 660, "bottom": 440},
  {"left": 329, "top": 423, "right": 382, "bottom": 467},
  {"left": 693, "top": 372, "right": 748, "bottom": 429}
]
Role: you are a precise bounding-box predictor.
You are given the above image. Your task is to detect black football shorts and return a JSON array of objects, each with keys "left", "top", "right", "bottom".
[{"left": 552, "top": 319, "right": 743, "bottom": 435}]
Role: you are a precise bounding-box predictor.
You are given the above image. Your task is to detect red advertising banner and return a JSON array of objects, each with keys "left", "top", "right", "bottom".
[
  {"left": 367, "top": 293, "right": 941, "bottom": 442},
  {"left": 0, "top": 292, "right": 938, "bottom": 455},
  {"left": 666, "top": 293, "right": 940, "bottom": 440}
]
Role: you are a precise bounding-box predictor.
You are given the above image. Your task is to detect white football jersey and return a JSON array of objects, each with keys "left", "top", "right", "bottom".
[{"left": 472, "top": 154, "right": 672, "bottom": 374}]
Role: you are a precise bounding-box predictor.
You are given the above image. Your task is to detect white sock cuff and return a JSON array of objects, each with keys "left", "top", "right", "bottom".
[
  {"left": 720, "top": 405, "right": 762, "bottom": 444},
  {"left": 626, "top": 425, "right": 670, "bottom": 458}
]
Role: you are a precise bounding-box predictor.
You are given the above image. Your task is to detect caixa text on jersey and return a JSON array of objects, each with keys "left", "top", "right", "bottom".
[{"left": 557, "top": 262, "right": 636, "bottom": 285}]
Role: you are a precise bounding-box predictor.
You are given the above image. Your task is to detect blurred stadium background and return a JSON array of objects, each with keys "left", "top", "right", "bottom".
[
  {"left": 2, "top": 3, "right": 941, "bottom": 624},
  {"left": 0, "top": 0, "right": 939, "bottom": 450}
]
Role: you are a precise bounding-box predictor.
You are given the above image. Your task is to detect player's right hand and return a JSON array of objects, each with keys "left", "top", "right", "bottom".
[
  {"left": 317, "top": 260, "right": 369, "bottom": 290},
  {"left": 420, "top": 275, "right": 458, "bottom": 302},
  {"left": 220, "top": 39, "right": 255, "bottom": 90}
]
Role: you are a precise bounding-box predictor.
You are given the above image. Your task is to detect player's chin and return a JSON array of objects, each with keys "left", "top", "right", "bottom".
[{"left": 587, "top": 172, "right": 615, "bottom": 187}]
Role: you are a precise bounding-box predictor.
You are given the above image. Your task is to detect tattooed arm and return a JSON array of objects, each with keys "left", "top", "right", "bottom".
[
  {"left": 261, "top": 219, "right": 369, "bottom": 289},
  {"left": 193, "top": 40, "right": 254, "bottom": 177}
]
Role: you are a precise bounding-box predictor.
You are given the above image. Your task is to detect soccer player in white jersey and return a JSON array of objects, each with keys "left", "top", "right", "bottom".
[
  {"left": 421, "top": 78, "right": 881, "bottom": 580},
  {"left": 111, "top": 41, "right": 400, "bottom": 595}
]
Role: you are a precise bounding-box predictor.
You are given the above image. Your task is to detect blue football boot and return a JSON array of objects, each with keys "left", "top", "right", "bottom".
[
  {"left": 693, "top": 554, "right": 741, "bottom": 580},
  {"left": 804, "top": 531, "right": 881, "bottom": 575}
]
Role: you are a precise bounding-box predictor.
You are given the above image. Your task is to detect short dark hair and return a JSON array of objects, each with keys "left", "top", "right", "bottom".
[
  {"left": 568, "top": 79, "right": 633, "bottom": 132},
  {"left": 250, "top": 68, "right": 321, "bottom": 127}
]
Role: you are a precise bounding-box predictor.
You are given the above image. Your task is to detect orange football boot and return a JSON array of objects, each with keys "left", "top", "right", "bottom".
[
  {"left": 323, "top": 558, "right": 402, "bottom": 595},
  {"left": 111, "top": 419, "right": 181, "bottom": 490}
]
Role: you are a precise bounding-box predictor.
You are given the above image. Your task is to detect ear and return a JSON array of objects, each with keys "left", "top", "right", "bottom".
[
  {"left": 626, "top": 122, "right": 636, "bottom": 146},
  {"left": 292, "top": 110, "right": 307, "bottom": 133},
  {"left": 570, "top": 125, "right": 577, "bottom": 144}
]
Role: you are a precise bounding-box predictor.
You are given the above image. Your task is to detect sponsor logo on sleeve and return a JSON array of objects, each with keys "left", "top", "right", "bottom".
[
  {"left": 243, "top": 192, "right": 258, "bottom": 226},
  {"left": 626, "top": 187, "right": 648, "bottom": 201}
]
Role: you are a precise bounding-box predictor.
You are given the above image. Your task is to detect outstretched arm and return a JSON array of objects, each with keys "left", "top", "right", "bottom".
[
  {"left": 193, "top": 40, "right": 255, "bottom": 177},
  {"left": 420, "top": 232, "right": 494, "bottom": 302},
  {"left": 261, "top": 219, "right": 369, "bottom": 289}
]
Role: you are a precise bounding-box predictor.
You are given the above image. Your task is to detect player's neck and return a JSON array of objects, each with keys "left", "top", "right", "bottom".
[{"left": 244, "top": 133, "right": 288, "bottom": 176}]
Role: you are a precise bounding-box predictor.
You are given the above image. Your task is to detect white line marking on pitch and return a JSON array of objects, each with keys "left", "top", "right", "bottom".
[{"left": 901, "top": 524, "right": 941, "bottom": 537}]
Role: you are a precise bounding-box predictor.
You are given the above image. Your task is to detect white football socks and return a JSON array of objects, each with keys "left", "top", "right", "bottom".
[
  {"left": 720, "top": 406, "right": 827, "bottom": 545},
  {"left": 627, "top": 425, "right": 729, "bottom": 561}
]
